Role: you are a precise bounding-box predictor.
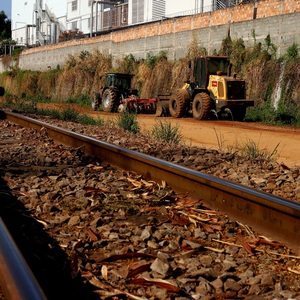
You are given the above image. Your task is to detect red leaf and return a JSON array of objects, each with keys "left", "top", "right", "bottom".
[
  {"left": 171, "top": 216, "right": 190, "bottom": 225},
  {"left": 241, "top": 240, "right": 255, "bottom": 255},
  {"left": 86, "top": 227, "right": 99, "bottom": 242},
  {"left": 127, "top": 262, "right": 151, "bottom": 278}
]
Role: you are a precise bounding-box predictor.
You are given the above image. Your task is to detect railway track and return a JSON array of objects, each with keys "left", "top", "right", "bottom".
[
  {"left": 4, "top": 110, "right": 300, "bottom": 250},
  {"left": 1, "top": 110, "right": 300, "bottom": 299}
]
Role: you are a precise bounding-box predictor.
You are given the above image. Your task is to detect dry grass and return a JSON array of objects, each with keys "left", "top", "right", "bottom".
[{"left": 0, "top": 37, "right": 299, "bottom": 114}]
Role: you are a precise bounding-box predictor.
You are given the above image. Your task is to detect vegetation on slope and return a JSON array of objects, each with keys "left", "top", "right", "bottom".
[{"left": 0, "top": 32, "right": 299, "bottom": 126}]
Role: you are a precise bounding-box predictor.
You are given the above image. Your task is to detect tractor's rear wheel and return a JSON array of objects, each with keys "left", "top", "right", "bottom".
[
  {"left": 192, "top": 93, "right": 211, "bottom": 120},
  {"left": 91, "top": 92, "right": 101, "bottom": 111},
  {"left": 102, "top": 89, "right": 118, "bottom": 112},
  {"left": 0, "top": 86, "right": 5, "bottom": 97},
  {"left": 169, "top": 89, "right": 190, "bottom": 118}
]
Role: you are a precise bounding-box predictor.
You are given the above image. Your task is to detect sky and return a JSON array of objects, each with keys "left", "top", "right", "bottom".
[{"left": 0, "top": 0, "right": 12, "bottom": 19}]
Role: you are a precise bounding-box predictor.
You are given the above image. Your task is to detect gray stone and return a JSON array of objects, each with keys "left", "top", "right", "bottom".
[
  {"left": 224, "top": 278, "right": 242, "bottom": 292},
  {"left": 141, "top": 228, "right": 151, "bottom": 240},
  {"left": 211, "top": 278, "right": 223, "bottom": 293},
  {"left": 150, "top": 257, "right": 170, "bottom": 276}
]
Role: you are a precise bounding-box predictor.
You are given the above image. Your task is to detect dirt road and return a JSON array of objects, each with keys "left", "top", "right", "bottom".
[
  {"left": 92, "top": 111, "right": 300, "bottom": 167},
  {"left": 39, "top": 104, "right": 300, "bottom": 167},
  {"left": 141, "top": 117, "right": 300, "bottom": 167}
]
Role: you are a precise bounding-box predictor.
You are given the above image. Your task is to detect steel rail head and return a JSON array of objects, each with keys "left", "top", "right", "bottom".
[
  {"left": 3, "top": 110, "right": 300, "bottom": 253},
  {"left": 0, "top": 218, "right": 47, "bottom": 300}
]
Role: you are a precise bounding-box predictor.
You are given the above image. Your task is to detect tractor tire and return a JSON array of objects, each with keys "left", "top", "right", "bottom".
[
  {"left": 192, "top": 93, "right": 211, "bottom": 120},
  {"left": 169, "top": 89, "right": 190, "bottom": 118},
  {"left": 155, "top": 100, "right": 169, "bottom": 117},
  {"left": 0, "top": 86, "right": 5, "bottom": 97},
  {"left": 155, "top": 101, "right": 163, "bottom": 117},
  {"left": 91, "top": 92, "right": 101, "bottom": 111},
  {"left": 102, "top": 89, "right": 118, "bottom": 112}
]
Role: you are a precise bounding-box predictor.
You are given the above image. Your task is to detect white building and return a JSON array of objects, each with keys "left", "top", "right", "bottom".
[{"left": 11, "top": 0, "right": 233, "bottom": 47}]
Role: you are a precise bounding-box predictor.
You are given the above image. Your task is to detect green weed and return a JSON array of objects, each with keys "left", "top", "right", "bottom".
[
  {"left": 145, "top": 51, "right": 167, "bottom": 69},
  {"left": 60, "top": 106, "right": 80, "bottom": 121},
  {"left": 240, "top": 139, "right": 279, "bottom": 162},
  {"left": 117, "top": 110, "right": 140, "bottom": 134},
  {"left": 244, "top": 102, "right": 299, "bottom": 126},
  {"left": 151, "top": 120, "right": 183, "bottom": 145}
]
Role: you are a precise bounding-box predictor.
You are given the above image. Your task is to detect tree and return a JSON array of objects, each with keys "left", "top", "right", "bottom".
[
  {"left": 0, "top": 11, "right": 12, "bottom": 56},
  {"left": 0, "top": 10, "right": 11, "bottom": 39}
]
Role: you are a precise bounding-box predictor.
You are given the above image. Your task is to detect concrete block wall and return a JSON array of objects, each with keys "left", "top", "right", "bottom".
[{"left": 1, "top": 0, "right": 299, "bottom": 72}]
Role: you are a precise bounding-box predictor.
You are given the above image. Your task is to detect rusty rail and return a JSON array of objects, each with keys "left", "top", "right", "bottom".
[{"left": 3, "top": 110, "right": 300, "bottom": 256}]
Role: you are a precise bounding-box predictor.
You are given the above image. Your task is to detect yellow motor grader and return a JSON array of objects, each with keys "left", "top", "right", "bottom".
[{"left": 156, "top": 56, "right": 254, "bottom": 121}]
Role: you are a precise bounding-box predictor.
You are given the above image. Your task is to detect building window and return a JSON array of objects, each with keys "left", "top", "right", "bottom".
[
  {"left": 72, "top": 21, "right": 78, "bottom": 29},
  {"left": 88, "top": 0, "right": 92, "bottom": 6},
  {"left": 72, "top": 0, "right": 78, "bottom": 11}
]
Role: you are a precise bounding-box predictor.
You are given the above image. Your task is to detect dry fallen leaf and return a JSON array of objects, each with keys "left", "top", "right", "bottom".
[
  {"left": 89, "top": 276, "right": 112, "bottom": 289},
  {"left": 101, "top": 265, "right": 108, "bottom": 281},
  {"left": 86, "top": 227, "right": 99, "bottom": 242},
  {"left": 202, "top": 224, "right": 222, "bottom": 232},
  {"left": 141, "top": 192, "right": 153, "bottom": 200},
  {"left": 141, "top": 179, "right": 154, "bottom": 187},
  {"left": 127, "top": 177, "right": 142, "bottom": 187},
  {"left": 95, "top": 289, "right": 147, "bottom": 300},
  {"left": 175, "top": 198, "right": 200, "bottom": 207},
  {"left": 287, "top": 266, "right": 300, "bottom": 275},
  {"left": 259, "top": 236, "right": 282, "bottom": 248},
  {"left": 129, "top": 277, "right": 180, "bottom": 292}
]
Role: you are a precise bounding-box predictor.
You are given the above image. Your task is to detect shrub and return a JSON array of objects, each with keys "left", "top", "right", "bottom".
[{"left": 286, "top": 42, "right": 299, "bottom": 59}]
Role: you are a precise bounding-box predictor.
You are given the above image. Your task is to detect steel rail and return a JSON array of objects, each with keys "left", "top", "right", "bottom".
[
  {"left": 3, "top": 111, "right": 300, "bottom": 254},
  {"left": 0, "top": 217, "right": 47, "bottom": 300}
]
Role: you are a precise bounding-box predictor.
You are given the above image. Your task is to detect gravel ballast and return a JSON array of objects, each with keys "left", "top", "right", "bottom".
[{"left": 0, "top": 117, "right": 300, "bottom": 300}]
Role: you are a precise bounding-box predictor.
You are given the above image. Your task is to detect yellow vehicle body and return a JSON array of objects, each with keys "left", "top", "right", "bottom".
[{"left": 208, "top": 75, "right": 228, "bottom": 100}]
